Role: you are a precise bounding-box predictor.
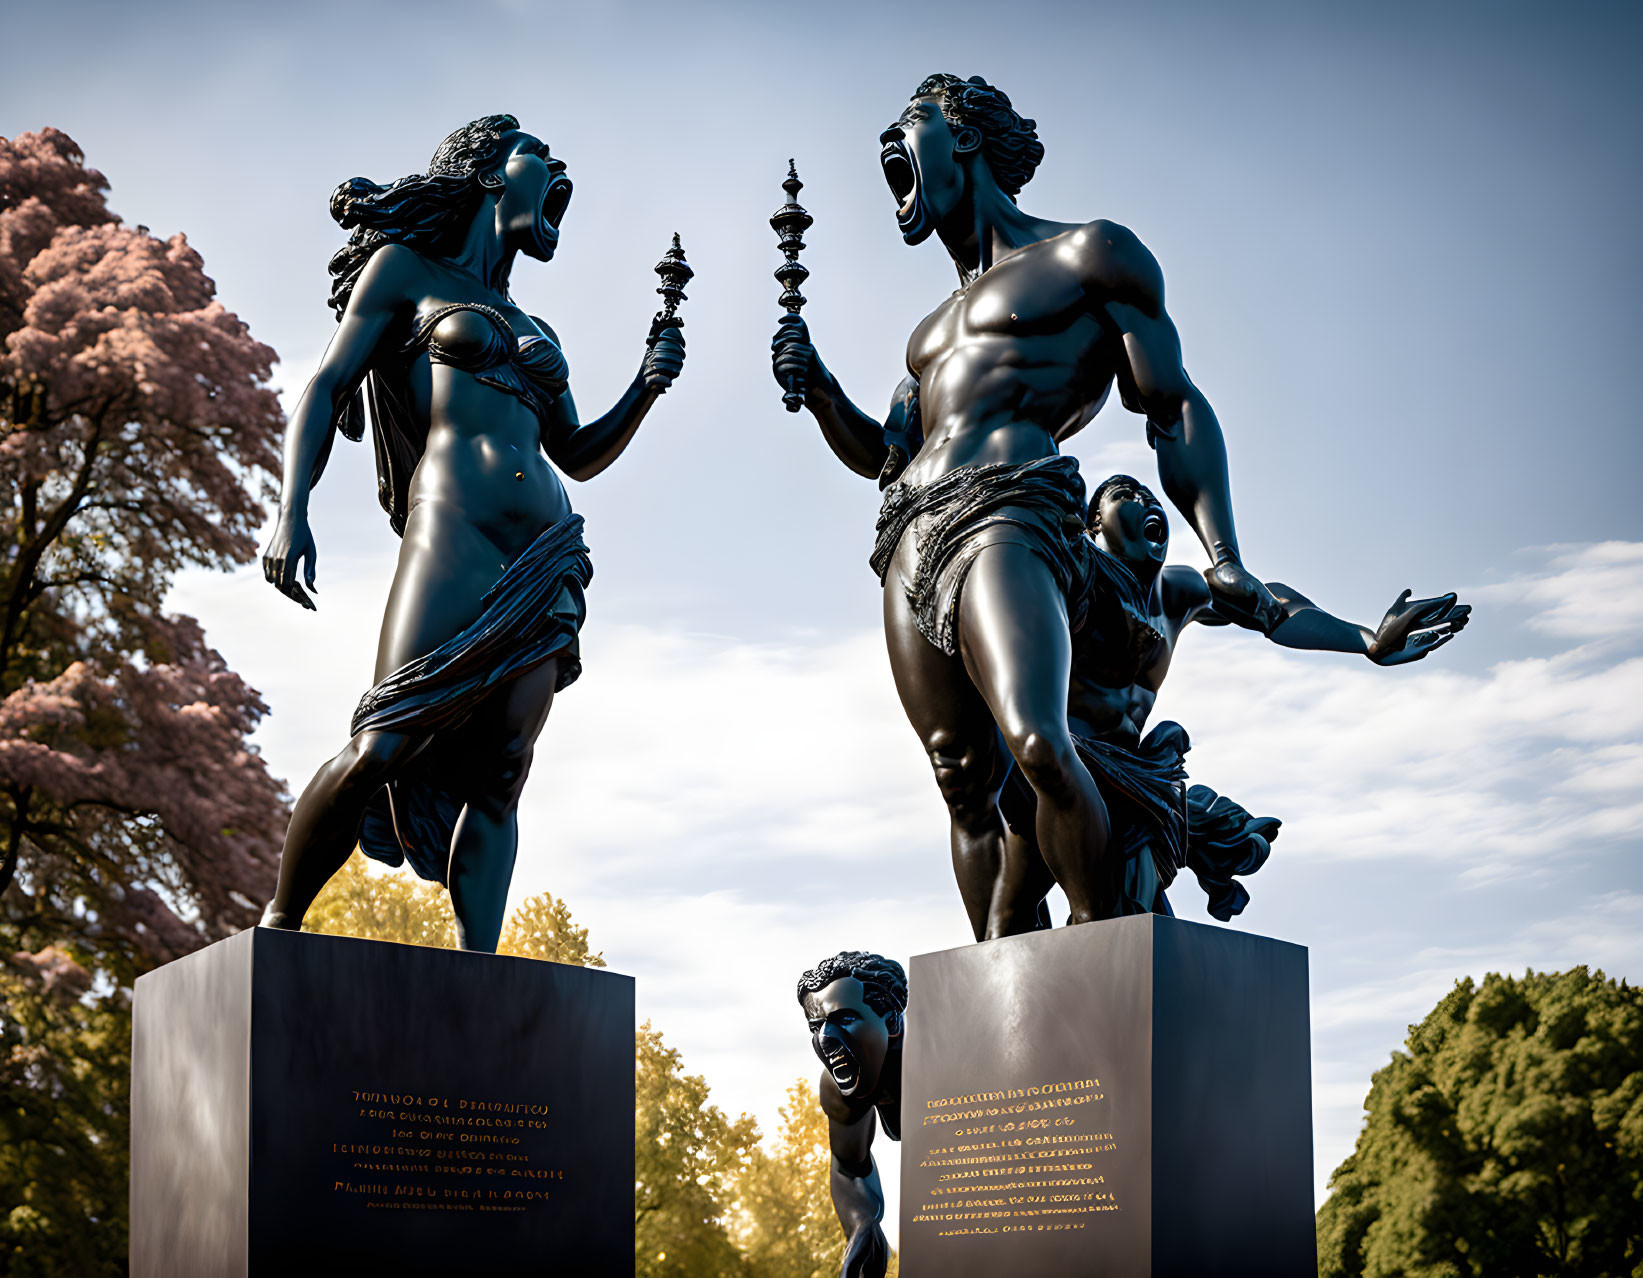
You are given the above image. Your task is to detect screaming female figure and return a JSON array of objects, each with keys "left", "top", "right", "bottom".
[{"left": 260, "top": 114, "right": 684, "bottom": 951}]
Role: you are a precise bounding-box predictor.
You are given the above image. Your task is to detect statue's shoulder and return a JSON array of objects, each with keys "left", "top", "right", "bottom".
[
  {"left": 1160, "top": 564, "right": 1213, "bottom": 623},
  {"left": 1070, "top": 219, "right": 1165, "bottom": 312},
  {"left": 364, "top": 240, "right": 428, "bottom": 279},
  {"left": 353, "top": 241, "right": 431, "bottom": 306}
]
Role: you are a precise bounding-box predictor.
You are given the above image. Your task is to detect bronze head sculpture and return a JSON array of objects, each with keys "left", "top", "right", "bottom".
[
  {"left": 258, "top": 115, "right": 685, "bottom": 951},
  {"left": 798, "top": 951, "right": 907, "bottom": 1278}
]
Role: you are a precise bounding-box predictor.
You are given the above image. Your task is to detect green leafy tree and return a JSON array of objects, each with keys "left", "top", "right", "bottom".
[
  {"left": 303, "top": 849, "right": 457, "bottom": 948},
  {"left": 1317, "top": 967, "right": 1643, "bottom": 1278},
  {"left": 731, "top": 1078, "right": 899, "bottom": 1278},
  {"left": 304, "top": 850, "right": 604, "bottom": 966},
  {"left": 636, "top": 1021, "right": 760, "bottom": 1278},
  {"left": 498, "top": 889, "right": 605, "bottom": 967},
  {"left": 0, "top": 950, "right": 127, "bottom": 1278},
  {"left": 732, "top": 1077, "right": 847, "bottom": 1278}
]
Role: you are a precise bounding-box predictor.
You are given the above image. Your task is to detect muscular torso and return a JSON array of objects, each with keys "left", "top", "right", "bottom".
[
  {"left": 900, "top": 223, "right": 1128, "bottom": 487},
  {"left": 371, "top": 258, "right": 575, "bottom": 678},
  {"left": 1067, "top": 566, "right": 1204, "bottom": 741},
  {"left": 401, "top": 287, "right": 572, "bottom": 561}
]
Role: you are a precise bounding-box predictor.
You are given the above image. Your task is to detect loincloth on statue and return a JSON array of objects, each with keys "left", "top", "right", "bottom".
[
  {"left": 1003, "top": 720, "right": 1279, "bottom": 921},
  {"left": 870, "top": 455, "right": 1096, "bottom": 656},
  {"left": 351, "top": 514, "right": 593, "bottom": 884}
]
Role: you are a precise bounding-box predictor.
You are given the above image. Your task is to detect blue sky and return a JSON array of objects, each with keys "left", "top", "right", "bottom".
[{"left": 6, "top": 0, "right": 1641, "bottom": 1229}]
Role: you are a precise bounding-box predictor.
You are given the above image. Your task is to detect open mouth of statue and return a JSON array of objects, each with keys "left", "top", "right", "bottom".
[
  {"left": 823, "top": 1046, "right": 860, "bottom": 1093},
  {"left": 1142, "top": 511, "right": 1168, "bottom": 546},
  {"left": 881, "top": 145, "right": 919, "bottom": 223},
  {"left": 541, "top": 177, "right": 572, "bottom": 230}
]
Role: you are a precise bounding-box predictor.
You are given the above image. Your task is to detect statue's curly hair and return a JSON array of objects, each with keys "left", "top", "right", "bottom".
[
  {"left": 912, "top": 74, "right": 1043, "bottom": 198},
  {"left": 796, "top": 951, "right": 908, "bottom": 1019},
  {"left": 1089, "top": 473, "right": 1161, "bottom": 528},
  {"left": 325, "top": 113, "right": 520, "bottom": 317}
]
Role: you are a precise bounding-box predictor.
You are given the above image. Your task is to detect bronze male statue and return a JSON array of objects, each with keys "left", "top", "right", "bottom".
[
  {"left": 797, "top": 952, "right": 906, "bottom": 1278},
  {"left": 772, "top": 74, "right": 1286, "bottom": 939},
  {"left": 992, "top": 474, "right": 1471, "bottom": 934}
]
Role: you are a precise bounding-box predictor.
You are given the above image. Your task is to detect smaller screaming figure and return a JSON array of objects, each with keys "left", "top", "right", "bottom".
[
  {"left": 797, "top": 951, "right": 907, "bottom": 1278},
  {"left": 990, "top": 474, "right": 1471, "bottom": 933}
]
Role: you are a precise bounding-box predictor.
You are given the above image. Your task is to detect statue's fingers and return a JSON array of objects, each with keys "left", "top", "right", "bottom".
[
  {"left": 1404, "top": 631, "right": 1452, "bottom": 661},
  {"left": 1413, "top": 592, "right": 1458, "bottom": 622},
  {"left": 303, "top": 548, "right": 318, "bottom": 594},
  {"left": 278, "top": 578, "right": 316, "bottom": 611}
]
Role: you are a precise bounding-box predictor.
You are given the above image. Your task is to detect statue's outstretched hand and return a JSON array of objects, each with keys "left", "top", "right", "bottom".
[
  {"left": 1367, "top": 589, "right": 1471, "bottom": 666},
  {"left": 262, "top": 508, "right": 317, "bottom": 611},
  {"left": 842, "top": 1221, "right": 889, "bottom": 1278},
  {"left": 642, "top": 324, "right": 685, "bottom": 393},
  {"left": 771, "top": 313, "right": 818, "bottom": 409}
]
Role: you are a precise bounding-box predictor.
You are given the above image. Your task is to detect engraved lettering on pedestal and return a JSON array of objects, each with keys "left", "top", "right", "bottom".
[
  {"left": 909, "top": 1075, "right": 1117, "bottom": 1237},
  {"left": 329, "top": 1088, "right": 567, "bottom": 1215}
]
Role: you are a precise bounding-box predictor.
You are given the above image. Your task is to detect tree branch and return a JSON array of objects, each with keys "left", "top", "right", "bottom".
[
  {"left": 0, "top": 421, "right": 105, "bottom": 682},
  {"left": 1, "top": 786, "right": 33, "bottom": 896}
]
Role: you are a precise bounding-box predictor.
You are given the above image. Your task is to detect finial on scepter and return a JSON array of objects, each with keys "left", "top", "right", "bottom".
[
  {"left": 771, "top": 159, "right": 813, "bottom": 412},
  {"left": 650, "top": 231, "right": 692, "bottom": 342}
]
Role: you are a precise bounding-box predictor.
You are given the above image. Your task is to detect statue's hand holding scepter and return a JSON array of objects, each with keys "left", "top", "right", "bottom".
[
  {"left": 642, "top": 232, "right": 690, "bottom": 394},
  {"left": 770, "top": 160, "right": 815, "bottom": 411},
  {"left": 767, "top": 163, "right": 897, "bottom": 480}
]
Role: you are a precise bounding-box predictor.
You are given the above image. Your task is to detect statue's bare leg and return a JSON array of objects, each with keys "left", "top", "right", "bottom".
[
  {"left": 262, "top": 728, "right": 429, "bottom": 928},
  {"left": 264, "top": 502, "right": 509, "bottom": 930},
  {"left": 957, "top": 542, "right": 1112, "bottom": 925},
  {"left": 444, "top": 656, "right": 562, "bottom": 953},
  {"left": 883, "top": 579, "right": 1012, "bottom": 942},
  {"left": 992, "top": 775, "right": 1057, "bottom": 936}
]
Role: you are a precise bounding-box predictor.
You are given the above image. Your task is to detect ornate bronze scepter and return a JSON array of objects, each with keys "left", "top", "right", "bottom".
[
  {"left": 650, "top": 231, "right": 692, "bottom": 346},
  {"left": 770, "top": 160, "right": 812, "bottom": 412}
]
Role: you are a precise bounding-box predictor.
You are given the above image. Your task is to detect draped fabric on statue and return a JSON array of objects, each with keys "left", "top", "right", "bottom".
[
  {"left": 352, "top": 516, "right": 592, "bottom": 883},
  {"left": 1004, "top": 720, "right": 1279, "bottom": 920},
  {"left": 871, "top": 455, "right": 1097, "bottom": 656}
]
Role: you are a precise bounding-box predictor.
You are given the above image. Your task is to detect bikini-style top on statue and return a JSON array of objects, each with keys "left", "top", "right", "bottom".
[
  {"left": 406, "top": 302, "right": 569, "bottom": 425},
  {"left": 323, "top": 301, "right": 572, "bottom": 539}
]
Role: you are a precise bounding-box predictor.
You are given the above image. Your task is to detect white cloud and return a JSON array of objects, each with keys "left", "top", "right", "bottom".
[{"left": 1473, "top": 541, "right": 1643, "bottom": 639}]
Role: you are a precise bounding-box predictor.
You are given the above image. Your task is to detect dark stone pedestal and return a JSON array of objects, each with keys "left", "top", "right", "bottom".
[
  {"left": 130, "top": 927, "right": 634, "bottom": 1277},
  {"left": 898, "top": 915, "right": 1314, "bottom": 1277}
]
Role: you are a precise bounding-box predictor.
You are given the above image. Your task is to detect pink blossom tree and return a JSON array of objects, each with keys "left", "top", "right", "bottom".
[{"left": 0, "top": 128, "right": 289, "bottom": 980}]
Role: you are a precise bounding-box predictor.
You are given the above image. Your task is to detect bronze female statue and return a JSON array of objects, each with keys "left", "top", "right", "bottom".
[{"left": 258, "top": 114, "right": 684, "bottom": 951}]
